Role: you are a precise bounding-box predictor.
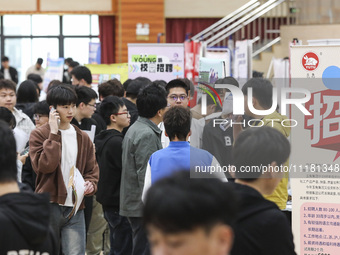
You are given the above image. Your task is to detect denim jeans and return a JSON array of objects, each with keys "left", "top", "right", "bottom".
[
  {"left": 49, "top": 203, "right": 86, "bottom": 255},
  {"left": 103, "top": 207, "right": 132, "bottom": 255},
  {"left": 128, "top": 217, "right": 150, "bottom": 255}
]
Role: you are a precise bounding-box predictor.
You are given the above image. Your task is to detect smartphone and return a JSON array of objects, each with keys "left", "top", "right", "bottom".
[
  {"left": 51, "top": 107, "right": 60, "bottom": 126},
  {"left": 20, "top": 146, "right": 29, "bottom": 156}
]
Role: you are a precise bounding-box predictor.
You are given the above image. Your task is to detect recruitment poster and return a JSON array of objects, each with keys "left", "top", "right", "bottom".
[
  {"left": 198, "top": 57, "right": 225, "bottom": 86},
  {"left": 42, "top": 57, "right": 64, "bottom": 92},
  {"left": 205, "top": 48, "right": 231, "bottom": 77},
  {"left": 290, "top": 45, "right": 340, "bottom": 255},
  {"left": 234, "top": 40, "right": 252, "bottom": 81},
  {"left": 197, "top": 57, "right": 225, "bottom": 107},
  {"left": 128, "top": 43, "right": 184, "bottom": 82},
  {"left": 86, "top": 63, "right": 128, "bottom": 95},
  {"left": 89, "top": 42, "right": 101, "bottom": 64}
]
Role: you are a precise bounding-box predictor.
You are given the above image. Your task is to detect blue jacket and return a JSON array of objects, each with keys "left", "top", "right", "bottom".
[{"left": 142, "top": 141, "right": 227, "bottom": 201}]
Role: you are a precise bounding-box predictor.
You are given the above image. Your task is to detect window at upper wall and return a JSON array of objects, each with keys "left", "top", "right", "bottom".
[
  {"left": 3, "top": 15, "right": 31, "bottom": 36},
  {"left": 63, "top": 15, "right": 91, "bottom": 35},
  {"left": 1, "top": 14, "right": 99, "bottom": 84},
  {"left": 32, "top": 15, "right": 59, "bottom": 36},
  {"left": 91, "top": 15, "right": 99, "bottom": 36}
]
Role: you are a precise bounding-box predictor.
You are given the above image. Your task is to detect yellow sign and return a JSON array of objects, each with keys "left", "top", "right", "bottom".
[{"left": 85, "top": 63, "right": 129, "bottom": 86}]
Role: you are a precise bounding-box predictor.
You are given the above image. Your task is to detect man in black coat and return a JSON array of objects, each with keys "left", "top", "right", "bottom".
[
  {"left": 1, "top": 56, "right": 18, "bottom": 84},
  {"left": 0, "top": 120, "right": 57, "bottom": 254},
  {"left": 95, "top": 96, "right": 132, "bottom": 254},
  {"left": 230, "top": 126, "right": 296, "bottom": 255}
]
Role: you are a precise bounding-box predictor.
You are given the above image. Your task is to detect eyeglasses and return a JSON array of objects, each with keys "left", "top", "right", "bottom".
[
  {"left": 168, "top": 95, "right": 188, "bottom": 101},
  {"left": 33, "top": 114, "right": 48, "bottom": 120},
  {"left": 87, "top": 103, "right": 96, "bottom": 108},
  {"left": 114, "top": 111, "right": 130, "bottom": 116}
]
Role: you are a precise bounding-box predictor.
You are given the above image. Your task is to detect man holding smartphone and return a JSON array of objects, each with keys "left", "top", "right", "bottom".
[{"left": 29, "top": 84, "right": 99, "bottom": 255}]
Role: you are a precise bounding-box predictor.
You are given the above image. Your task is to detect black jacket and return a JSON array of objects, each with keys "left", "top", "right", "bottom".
[
  {"left": 0, "top": 66, "right": 18, "bottom": 84},
  {"left": 92, "top": 102, "right": 107, "bottom": 132},
  {"left": 95, "top": 129, "right": 124, "bottom": 210},
  {"left": 22, "top": 155, "right": 37, "bottom": 191},
  {"left": 202, "top": 117, "right": 234, "bottom": 180},
  {"left": 71, "top": 117, "right": 102, "bottom": 136},
  {"left": 229, "top": 183, "right": 296, "bottom": 255},
  {"left": 0, "top": 192, "right": 57, "bottom": 254}
]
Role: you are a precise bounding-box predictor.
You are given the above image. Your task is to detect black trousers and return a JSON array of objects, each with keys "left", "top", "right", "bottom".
[{"left": 128, "top": 217, "right": 150, "bottom": 255}]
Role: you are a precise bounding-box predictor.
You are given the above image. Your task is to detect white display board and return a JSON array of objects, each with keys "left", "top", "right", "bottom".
[
  {"left": 128, "top": 43, "right": 184, "bottom": 82},
  {"left": 290, "top": 45, "right": 340, "bottom": 255},
  {"left": 234, "top": 40, "right": 252, "bottom": 81},
  {"left": 205, "top": 48, "right": 231, "bottom": 77}
]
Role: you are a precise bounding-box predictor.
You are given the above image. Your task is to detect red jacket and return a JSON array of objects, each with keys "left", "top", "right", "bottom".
[{"left": 29, "top": 123, "right": 99, "bottom": 209}]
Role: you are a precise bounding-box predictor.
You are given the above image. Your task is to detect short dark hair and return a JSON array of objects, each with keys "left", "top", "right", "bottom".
[
  {"left": 0, "top": 107, "right": 16, "bottom": 129},
  {"left": 137, "top": 82, "right": 167, "bottom": 118},
  {"left": 166, "top": 79, "right": 189, "bottom": 96},
  {"left": 164, "top": 106, "right": 191, "bottom": 141},
  {"left": 143, "top": 170, "right": 237, "bottom": 233},
  {"left": 215, "top": 76, "right": 239, "bottom": 95},
  {"left": 65, "top": 58, "right": 73, "bottom": 65},
  {"left": 100, "top": 96, "right": 125, "bottom": 125},
  {"left": 46, "top": 84, "right": 77, "bottom": 108},
  {"left": 0, "top": 120, "right": 17, "bottom": 183},
  {"left": 1, "top": 56, "right": 9, "bottom": 62},
  {"left": 37, "top": 58, "right": 43, "bottom": 65},
  {"left": 126, "top": 77, "right": 151, "bottom": 99},
  {"left": 17, "top": 80, "right": 39, "bottom": 103},
  {"left": 232, "top": 126, "right": 291, "bottom": 181},
  {"left": 241, "top": 78, "right": 273, "bottom": 109},
  {"left": 69, "top": 61, "right": 80, "bottom": 68},
  {"left": 98, "top": 79, "right": 124, "bottom": 98},
  {"left": 215, "top": 76, "right": 239, "bottom": 87},
  {"left": 33, "top": 100, "right": 50, "bottom": 116},
  {"left": 71, "top": 66, "right": 92, "bottom": 85},
  {"left": 74, "top": 85, "right": 98, "bottom": 106},
  {"left": 123, "top": 79, "right": 132, "bottom": 91},
  {"left": 27, "top": 73, "right": 43, "bottom": 84},
  {"left": 0, "top": 79, "right": 16, "bottom": 92},
  {"left": 153, "top": 80, "right": 167, "bottom": 89}
]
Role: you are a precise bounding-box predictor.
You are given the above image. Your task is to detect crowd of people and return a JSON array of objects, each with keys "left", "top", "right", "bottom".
[{"left": 0, "top": 58, "right": 296, "bottom": 255}]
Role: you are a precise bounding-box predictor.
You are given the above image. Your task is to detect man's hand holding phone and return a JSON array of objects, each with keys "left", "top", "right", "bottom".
[{"left": 50, "top": 107, "right": 60, "bottom": 134}]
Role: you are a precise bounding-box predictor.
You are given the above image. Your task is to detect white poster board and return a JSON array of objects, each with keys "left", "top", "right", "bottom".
[
  {"left": 128, "top": 43, "right": 184, "bottom": 82},
  {"left": 290, "top": 45, "right": 340, "bottom": 255},
  {"left": 205, "top": 48, "right": 231, "bottom": 77},
  {"left": 234, "top": 40, "right": 252, "bottom": 82}
]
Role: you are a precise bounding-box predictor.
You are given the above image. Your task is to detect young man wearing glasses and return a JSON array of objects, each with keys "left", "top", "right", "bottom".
[
  {"left": 159, "top": 79, "right": 189, "bottom": 148},
  {"left": 166, "top": 79, "right": 189, "bottom": 108},
  {"left": 72, "top": 85, "right": 109, "bottom": 255},
  {"left": 95, "top": 96, "right": 132, "bottom": 255},
  {"left": 72, "top": 85, "right": 100, "bottom": 138},
  {"left": 164, "top": 79, "right": 205, "bottom": 148}
]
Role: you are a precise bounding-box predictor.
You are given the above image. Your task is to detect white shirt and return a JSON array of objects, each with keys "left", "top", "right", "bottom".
[
  {"left": 158, "top": 122, "right": 170, "bottom": 149},
  {"left": 60, "top": 125, "right": 78, "bottom": 207},
  {"left": 4, "top": 69, "right": 11, "bottom": 80}
]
